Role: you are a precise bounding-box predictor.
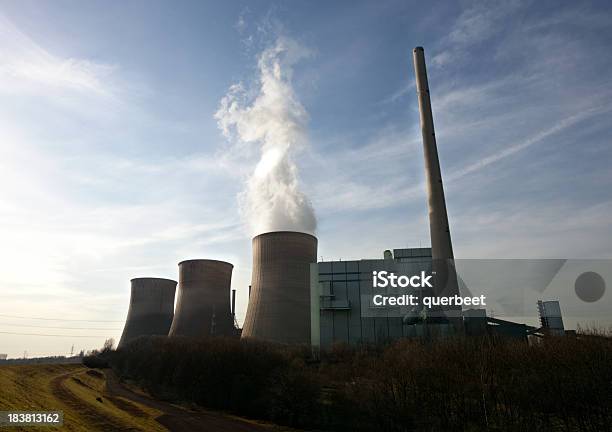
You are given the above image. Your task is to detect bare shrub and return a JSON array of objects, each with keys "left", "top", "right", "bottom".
[{"left": 110, "top": 333, "right": 612, "bottom": 431}]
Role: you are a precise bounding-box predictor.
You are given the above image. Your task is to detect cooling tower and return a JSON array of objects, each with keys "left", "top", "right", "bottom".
[
  {"left": 118, "top": 278, "right": 177, "bottom": 348},
  {"left": 168, "top": 259, "right": 235, "bottom": 337},
  {"left": 242, "top": 231, "right": 317, "bottom": 344}
]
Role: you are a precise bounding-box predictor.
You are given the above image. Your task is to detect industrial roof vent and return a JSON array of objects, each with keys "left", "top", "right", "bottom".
[
  {"left": 118, "top": 277, "right": 177, "bottom": 348},
  {"left": 169, "top": 259, "right": 235, "bottom": 337},
  {"left": 242, "top": 231, "right": 317, "bottom": 344}
]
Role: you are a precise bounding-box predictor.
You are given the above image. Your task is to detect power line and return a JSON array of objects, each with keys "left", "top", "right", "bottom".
[
  {"left": 0, "top": 322, "right": 121, "bottom": 331},
  {"left": 0, "top": 331, "right": 110, "bottom": 338},
  {"left": 0, "top": 313, "right": 123, "bottom": 322}
]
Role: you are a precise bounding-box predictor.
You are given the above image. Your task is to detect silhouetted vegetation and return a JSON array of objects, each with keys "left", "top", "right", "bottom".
[
  {"left": 106, "top": 334, "right": 612, "bottom": 431},
  {"left": 82, "top": 338, "right": 114, "bottom": 369}
]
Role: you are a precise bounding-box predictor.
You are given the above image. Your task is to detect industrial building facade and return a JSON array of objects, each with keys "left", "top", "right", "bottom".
[
  {"left": 310, "top": 248, "right": 566, "bottom": 349},
  {"left": 311, "top": 248, "right": 433, "bottom": 349}
]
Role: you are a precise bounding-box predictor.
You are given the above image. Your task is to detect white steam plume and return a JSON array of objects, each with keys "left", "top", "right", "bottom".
[{"left": 215, "top": 37, "right": 317, "bottom": 236}]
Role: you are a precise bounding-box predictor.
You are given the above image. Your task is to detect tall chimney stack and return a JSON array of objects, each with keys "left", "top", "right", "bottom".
[
  {"left": 412, "top": 46, "right": 454, "bottom": 260},
  {"left": 412, "top": 47, "right": 462, "bottom": 329}
]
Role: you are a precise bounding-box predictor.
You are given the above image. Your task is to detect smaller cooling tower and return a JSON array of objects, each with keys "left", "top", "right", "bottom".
[
  {"left": 168, "top": 259, "right": 235, "bottom": 337},
  {"left": 242, "top": 231, "right": 318, "bottom": 344},
  {"left": 118, "top": 278, "right": 177, "bottom": 348}
]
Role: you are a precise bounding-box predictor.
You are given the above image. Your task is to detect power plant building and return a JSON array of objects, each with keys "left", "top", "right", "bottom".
[
  {"left": 118, "top": 277, "right": 177, "bottom": 348},
  {"left": 311, "top": 248, "right": 433, "bottom": 349},
  {"left": 538, "top": 300, "right": 565, "bottom": 336},
  {"left": 310, "top": 249, "right": 564, "bottom": 349},
  {"left": 169, "top": 259, "right": 235, "bottom": 337}
]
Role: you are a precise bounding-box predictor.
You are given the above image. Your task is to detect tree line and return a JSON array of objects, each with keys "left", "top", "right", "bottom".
[{"left": 88, "top": 331, "right": 612, "bottom": 431}]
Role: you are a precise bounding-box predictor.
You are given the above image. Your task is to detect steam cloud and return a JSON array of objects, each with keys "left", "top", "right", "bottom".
[{"left": 215, "top": 37, "right": 317, "bottom": 236}]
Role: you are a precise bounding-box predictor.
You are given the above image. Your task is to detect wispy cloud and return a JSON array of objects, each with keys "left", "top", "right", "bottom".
[
  {"left": 0, "top": 13, "right": 118, "bottom": 98},
  {"left": 431, "top": 0, "right": 522, "bottom": 68},
  {"left": 378, "top": 81, "right": 415, "bottom": 105},
  {"left": 448, "top": 105, "right": 612, "bottom": 182}
]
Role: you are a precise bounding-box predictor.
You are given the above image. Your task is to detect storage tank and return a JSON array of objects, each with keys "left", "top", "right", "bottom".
[
  {"left": 242, "top": 231, "right": 317, "bottom": 344},
  {"left": 168, "top": 259, "right": 235, "bottom": 337},
  {"left": 118, "top": 277, "right": 177, "bottom": 348}
]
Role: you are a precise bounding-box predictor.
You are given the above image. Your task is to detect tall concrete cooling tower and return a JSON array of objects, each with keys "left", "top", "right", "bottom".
[
  {"left": 168, "top": 259, "right": 235, "bottom": 337},
  {"left": 242, "top": 231, "right": 317, "bottom": 344},
  {"left": 118, "top": 278, "right": 177, "bottom": 348},
  {"left": 413, "top": 47, "right": 462, "bottom": 328}
]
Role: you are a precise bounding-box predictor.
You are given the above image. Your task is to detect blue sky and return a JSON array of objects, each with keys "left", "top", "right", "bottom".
[{"left": 0, "top": 0, "right": 611, "bottom": 357}]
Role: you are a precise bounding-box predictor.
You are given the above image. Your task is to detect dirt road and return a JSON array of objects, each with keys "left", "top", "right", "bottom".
[
  {"left": 104, "top": 370, "right": 270, "bottom": 432},
  {"left": 1, "top": 364, "right": 284, "bottom": 432},
  {"left": 51, "top": 370, "right": 137, "bottom": 431}
]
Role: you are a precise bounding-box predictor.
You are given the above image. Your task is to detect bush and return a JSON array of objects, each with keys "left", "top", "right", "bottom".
[
  {"left": 110, "top": 334, "right": 612, "bottom": 431},
  {"left": 82, "top": 353, "right": 109, "bottom": 369}
]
